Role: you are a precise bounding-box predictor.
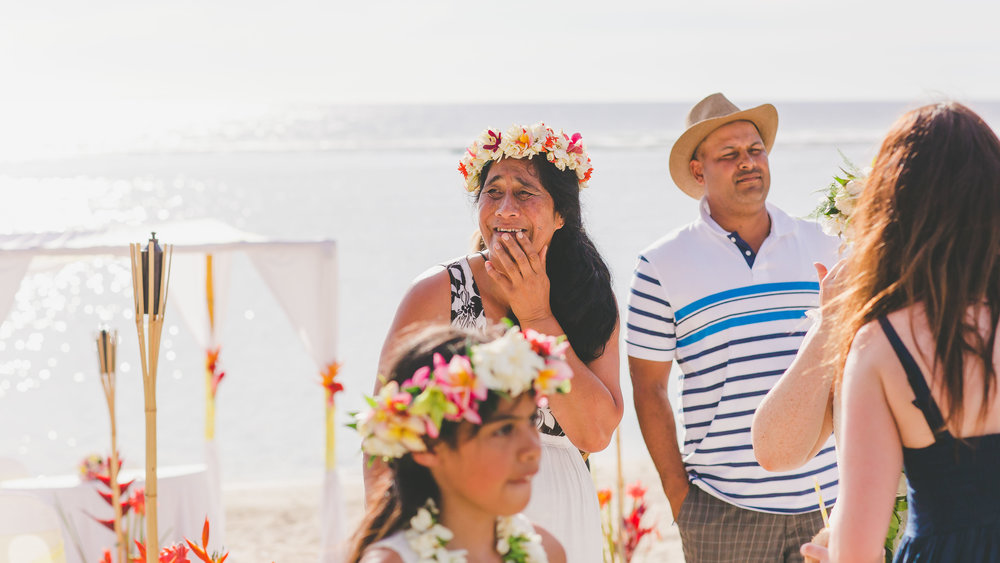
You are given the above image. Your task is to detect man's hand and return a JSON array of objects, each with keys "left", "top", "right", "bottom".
[{"left": 665, "top": 480, "right": 691, "bottom": 522}]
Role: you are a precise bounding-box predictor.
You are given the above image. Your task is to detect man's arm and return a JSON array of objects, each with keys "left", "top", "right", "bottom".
[{"left": 629, "top": 356, "right": 689, "bottom": 521}]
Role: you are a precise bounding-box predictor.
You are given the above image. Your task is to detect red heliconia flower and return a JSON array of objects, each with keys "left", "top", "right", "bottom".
[
  {"left": 126, "top": 486, "right": 146, "bottom": 517},
  {"left": 626, "top": 480, "right": 647, "bottom": 501},
  {"left": 95, "top": 473, "right": 135, "bottom": 492},
  {"left": 134, "top": 540, "right": 191, "bottom": 563},
  {"left": 319, "top": 362, "right": 344, "bottom": 406},
  {"left": 185, "top": 517, "right": 229, "bottom": 563},
  {"left": 89, "top": 513, "right": 116, "bottom": 532}
]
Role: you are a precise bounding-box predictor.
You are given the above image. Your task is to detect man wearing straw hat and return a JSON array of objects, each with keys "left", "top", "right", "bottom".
[{"left": 626, "top": 93, "right": 840, "bottom": 561}]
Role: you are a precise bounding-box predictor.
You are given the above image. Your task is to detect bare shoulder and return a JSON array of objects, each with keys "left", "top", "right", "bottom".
[
  {"left": 534, "top": 524, "right": 567, "bottom": 563},
  {"left": 358, "top": 546, "right": 405, "bottom": 563},
  {"left": 387, "top": 265, "right": 452, "bottom": 332},
  {"left": 848, "top": 318, "right": 894, "bottom": 365}
]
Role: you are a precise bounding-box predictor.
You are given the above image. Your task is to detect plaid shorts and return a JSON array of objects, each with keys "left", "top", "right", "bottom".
[{"left": 676, "top": 485, "right": 825, "bottom": 562}]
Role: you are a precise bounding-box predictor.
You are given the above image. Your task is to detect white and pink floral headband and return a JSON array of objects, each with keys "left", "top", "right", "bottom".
[
  {"left": 458, "top": 123, "right": 594, "bottom": 192},
  {"left": 353, "top": 327, "right": 573, "bottom": 460}
]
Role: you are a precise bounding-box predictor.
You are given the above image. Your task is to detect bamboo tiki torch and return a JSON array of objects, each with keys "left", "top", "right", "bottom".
[
  {"left": 129, "top": 232, "right": 173, "bottom": 558},
  {"left": 97, "top": 328, "right": 127, "bottom": 563}
]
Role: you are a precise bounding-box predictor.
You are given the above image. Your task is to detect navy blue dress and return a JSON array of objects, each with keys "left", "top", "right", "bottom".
[{"left": 879, "top": 317, "right": 1000, "bottom": 562}]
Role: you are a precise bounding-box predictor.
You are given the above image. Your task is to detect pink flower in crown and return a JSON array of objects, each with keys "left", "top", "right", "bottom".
[
  {"left": 405, "top": 364, "right": 433, "bottom": 390},
  {"left": 565, "top": 132, "right": 584, "bottom": 154},
  {"left": 433, "top": 353, "right": 488, "bottom": 424}
]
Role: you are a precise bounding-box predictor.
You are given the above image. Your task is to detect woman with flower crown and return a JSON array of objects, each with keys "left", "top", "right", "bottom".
[
  {"left": 347, "top": 324, "right": 569, "bottom": 562},
  {"left": 368, "top": 123, "right": 621, "bottom": 563}
]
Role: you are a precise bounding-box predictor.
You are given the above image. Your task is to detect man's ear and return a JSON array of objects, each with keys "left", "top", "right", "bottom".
[
  {"left": 412, "top": 449, "right": 438, "bottom": 468},
  {"left": 690, "top": 159, "right": 706, "bottom": 185}
]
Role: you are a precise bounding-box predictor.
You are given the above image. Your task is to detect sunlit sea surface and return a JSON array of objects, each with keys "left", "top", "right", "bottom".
[{"left": 3, "top": 100, "right": 998, "bottom": 484}]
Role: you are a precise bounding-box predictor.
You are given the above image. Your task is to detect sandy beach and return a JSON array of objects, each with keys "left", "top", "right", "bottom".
[{"left": 224, "top": 450, "right": 684, "bottom": 562}]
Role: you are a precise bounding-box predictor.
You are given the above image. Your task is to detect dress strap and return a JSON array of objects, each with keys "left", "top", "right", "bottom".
[{"left": 877, "top": 316, "right": 949, "bottom": 438}]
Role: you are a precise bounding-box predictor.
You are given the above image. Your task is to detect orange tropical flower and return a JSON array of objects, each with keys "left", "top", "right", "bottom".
[
  {"left": 134, "top": 540, "right": 190, "bottom": 563},
  {"left": 125, "top": 486, "right": 146, "bottom": 517},
  {"left": 597, "top": 488, "right": 612, "bottom": 508},
  {"left": 185, "top": 517, "right": 229, "bottom": 563},
  {"left": 206, "top": 347, "right": 225, "bottom": 398},
  {"left": 320, "top": 361, "right": 344, "bottom": 406}
]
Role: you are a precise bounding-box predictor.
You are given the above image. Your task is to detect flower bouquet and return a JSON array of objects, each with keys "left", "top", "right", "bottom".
[{"left": 811, "top": 153, "right": 871, "bottom": 242}]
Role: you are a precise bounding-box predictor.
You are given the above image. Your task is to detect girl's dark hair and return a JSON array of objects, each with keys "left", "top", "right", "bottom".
[
  {"left": 476, "top": 156, "right": 618, "bottom": 363},
  {"left": 829, "top": 102, "right": 1000, "bottom": 428},
  {"left": 345, "top": 325, "right": 500, "bottom": 562}
]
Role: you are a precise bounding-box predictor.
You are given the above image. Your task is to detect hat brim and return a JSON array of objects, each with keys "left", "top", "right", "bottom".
[{"left": 668, "top": 104, "right": 778, "bottom": 200}]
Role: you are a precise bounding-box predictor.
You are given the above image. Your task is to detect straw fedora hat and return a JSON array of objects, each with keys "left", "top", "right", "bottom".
[{"left": 668, "top": 93, "right": 778, "bottom": 199}]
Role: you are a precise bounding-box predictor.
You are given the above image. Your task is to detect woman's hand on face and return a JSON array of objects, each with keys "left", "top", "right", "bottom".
[{"left": 485, "top": 232, "right": 553, "bottom": 323}]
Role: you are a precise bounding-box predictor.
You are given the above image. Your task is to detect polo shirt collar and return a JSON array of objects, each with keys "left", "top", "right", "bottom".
[{"left": 697, "top": 197, "right": 793, "bottom": 240}]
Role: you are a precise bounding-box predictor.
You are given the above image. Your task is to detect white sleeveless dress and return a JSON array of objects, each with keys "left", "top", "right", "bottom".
[
  {"left": 368, "top": 531, "right": 419, "bottom": 562},
  {"left": 444, "top": 255, "right": 603, "bottom": 563}
]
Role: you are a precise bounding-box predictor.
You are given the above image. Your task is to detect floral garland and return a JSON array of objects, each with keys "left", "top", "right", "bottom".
[
  {"left": 353, "top": 327, "right": 572, "bottom": 460},
  {"left": 404, "top": 499, "right": 547, "bottom": 563},
  {"left": 811, "top": 153, "right": 871, "bottom": 241},
  {"left": 458, "top": 123, "right": 594, "bottom": 192}
]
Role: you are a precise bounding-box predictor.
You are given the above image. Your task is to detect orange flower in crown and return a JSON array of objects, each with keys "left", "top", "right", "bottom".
[
  {"left": 458, "top": 123, "right": 594, "bottom": 192},
  {"left": 351, "top": 326, "right": 573, "bottom": 460}
]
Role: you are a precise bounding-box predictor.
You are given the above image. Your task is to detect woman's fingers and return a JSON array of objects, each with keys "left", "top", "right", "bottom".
[
  {"left": 503, "top": 233, "right": 533, "bottom": 274},
  {"left": 799, "top": 542, "right": 829, "bottom": 563},
  {"left": 813, "top": 262, "right": 828, "bottom": 283}
]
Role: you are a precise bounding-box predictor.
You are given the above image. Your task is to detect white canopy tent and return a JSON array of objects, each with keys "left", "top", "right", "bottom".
[{"left": 0, "top": 219, "right": 344, "bottom": 561}]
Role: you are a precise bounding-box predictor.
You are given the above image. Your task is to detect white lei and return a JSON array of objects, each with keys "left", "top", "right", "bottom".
[{"left": 403, "top": 499, "right": 547, "bottom": 563}]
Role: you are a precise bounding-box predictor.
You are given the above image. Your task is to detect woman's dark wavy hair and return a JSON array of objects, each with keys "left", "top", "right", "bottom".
[
  {"left": 345, "top": 325, "right": 502, "bottom": 562},
  {"left": 828, "top": 102, "right": 1000, "bottom": 428},
  {"left": 475, "top": 156, "right": 618, "bottom": 363}
]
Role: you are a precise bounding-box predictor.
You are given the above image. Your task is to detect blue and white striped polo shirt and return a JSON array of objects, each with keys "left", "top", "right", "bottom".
[{"left": 626, "top": 198, "right": 840, "bottom": 514}]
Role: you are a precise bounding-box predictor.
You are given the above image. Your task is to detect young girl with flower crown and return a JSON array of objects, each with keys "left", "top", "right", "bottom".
[{"left": 347, "top": 324, "right": 570, "bottom": 563}]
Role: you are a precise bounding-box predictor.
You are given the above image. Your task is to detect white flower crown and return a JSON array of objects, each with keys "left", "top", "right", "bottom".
[{"left": 458, "top": 123, "right": 594, "bottom": 192}]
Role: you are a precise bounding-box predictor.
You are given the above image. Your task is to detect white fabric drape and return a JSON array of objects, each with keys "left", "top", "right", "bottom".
[{"left": 247, "top": 242, "right": 344, "bottom": 562}]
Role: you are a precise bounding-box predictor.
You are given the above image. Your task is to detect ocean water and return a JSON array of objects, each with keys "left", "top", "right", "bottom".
[{"left": 2, "top": 100, "right": 998, "bottom": 484}]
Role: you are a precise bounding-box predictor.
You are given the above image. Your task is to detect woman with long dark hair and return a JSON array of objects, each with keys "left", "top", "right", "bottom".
[
  {"left": 802, "top": 102, "right": 1000, "bottom": 561},
  {"left": 367, "top": 124, "right": 621, "bottom": 563}
]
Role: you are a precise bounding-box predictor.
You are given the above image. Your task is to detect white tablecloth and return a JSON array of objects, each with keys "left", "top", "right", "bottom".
[{"left": 0, "top": 464, "right": 219, "bottom": 563}]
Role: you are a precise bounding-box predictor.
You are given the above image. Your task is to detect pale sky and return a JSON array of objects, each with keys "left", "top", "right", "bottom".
[{"left": 2, "top": 0, "right": 999, "bottom": 104}]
